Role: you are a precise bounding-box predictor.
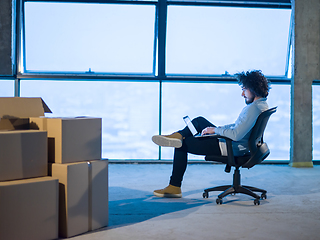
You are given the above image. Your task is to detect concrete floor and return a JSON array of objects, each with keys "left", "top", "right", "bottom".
[{"left": 67, "top": 163, "right": 320, "bottom": 240}]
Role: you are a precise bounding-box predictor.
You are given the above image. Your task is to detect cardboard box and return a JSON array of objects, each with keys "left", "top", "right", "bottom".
[
  {"left": 50, "top": 162, "right": 89, "bottom": 238},
  {"left": 0, "top": 97, "right": 52, "bottom": 130},
  {"left": 0, "top": 130, "right": 48, "bottom": 181},
  {"left": 0, "top": 97, "right": 52, "bottom": 119},
  {"left": 31, "top": 117, "right": 102, "bottom": 164},
  {"left": 49, "top": 160, "right": 109, "bottom": 237},
  {"left": 89, "top": 160, "right": 109, "bottom": 230},
  {"left": 0, "top": 177, "right": 59, "bottom": 240}
]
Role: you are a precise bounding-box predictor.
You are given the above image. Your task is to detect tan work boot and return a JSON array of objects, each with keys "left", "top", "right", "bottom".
[
  {"left": 153, "top": 184, "right": 182, "bottom": 198},
  {"left": 152, "top": 132, "right": 183, "bottom": 148}
]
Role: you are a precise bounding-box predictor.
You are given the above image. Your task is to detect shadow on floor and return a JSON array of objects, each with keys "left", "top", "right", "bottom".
[{"left": 106, "top": 187, "right": 212, "bottom": 229}]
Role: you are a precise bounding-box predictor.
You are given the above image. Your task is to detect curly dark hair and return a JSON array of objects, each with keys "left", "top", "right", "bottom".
[{"left": 236, "top": 70, "right": 270, "bottom": 98}]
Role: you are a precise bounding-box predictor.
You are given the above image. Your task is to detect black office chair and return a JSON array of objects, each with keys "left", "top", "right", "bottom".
[{"left": 203, "top": 107, "right": 277, "bottom": 205}]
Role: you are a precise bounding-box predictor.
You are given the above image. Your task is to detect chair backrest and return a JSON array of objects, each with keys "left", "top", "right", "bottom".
[{"left": 242, "top": 107, "right": 277, "bottom": 169}]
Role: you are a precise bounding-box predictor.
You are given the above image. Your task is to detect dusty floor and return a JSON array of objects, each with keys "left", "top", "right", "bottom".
[{"left": 67, "top": 163, "right": 320, "bottom": 240}]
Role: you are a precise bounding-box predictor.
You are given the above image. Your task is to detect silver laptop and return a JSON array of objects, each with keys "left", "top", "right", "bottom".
[{"left": 183, "top": 116, "right": 216, "bottom": 138}]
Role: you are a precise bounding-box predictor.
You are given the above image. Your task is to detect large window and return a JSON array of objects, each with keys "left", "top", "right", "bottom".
[
  {"left": 161, "top": 83, "right": 290, "bottom": 160},
  {"left": 166, "top": 6, "right": 291, "bottom": 76},
  {"left": 15, "top": 0, "right": 293, "bottom": 161},
  {"left": 24, "top": 2, "right": 156, "bottom": 74},
  {"left": 313, "top": 85, "right": 320, "bottom": 160}
]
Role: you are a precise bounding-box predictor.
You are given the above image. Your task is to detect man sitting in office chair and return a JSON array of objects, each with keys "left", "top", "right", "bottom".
[{"left": 152, "top": 70, "right": 270, "bottom": 198}]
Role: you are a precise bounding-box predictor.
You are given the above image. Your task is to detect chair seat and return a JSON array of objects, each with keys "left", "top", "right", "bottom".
[{"left": 205, "top": 154, "right": 251, "bottom": 167}]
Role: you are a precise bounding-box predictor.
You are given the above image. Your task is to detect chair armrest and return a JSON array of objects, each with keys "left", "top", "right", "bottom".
[
  {"left": 205, "top": 134, "right": 236, "bottom": 166},
  {"left": 203, "top": 134, "right": 227, "bottom": 140}
]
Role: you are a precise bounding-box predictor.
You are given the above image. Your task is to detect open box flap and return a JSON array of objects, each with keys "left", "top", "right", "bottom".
[
  {"left": 41, "top": 98, "right": 52, "bottom": 114},
  {"left": 0, "top": 97, "right": 52, "bottom": 119}
]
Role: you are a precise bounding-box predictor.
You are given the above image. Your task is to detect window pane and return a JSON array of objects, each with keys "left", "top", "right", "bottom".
[
  {"left": 20, "top": 80, "right": 159, "bottom": 160},
  {"left": 264, "top": 84, "right": 290, "bottom": 160},
  {"left": 161, "top": 83, "right": 290, "bottom": 160},
  {"left": 166, "top": 6, "right": 291, "bottom": 76},
  {"left": 24, "top": 2, "right": 155, "bottom": 74},
  {"left": 313, "top": 85, "right": 320, "bottom": 160},
  {"left": 161, "top": 82, "right": 245, "bottom": 160},
  {"left": 0, "top": 80, "right": 14, "bottom": 97}
]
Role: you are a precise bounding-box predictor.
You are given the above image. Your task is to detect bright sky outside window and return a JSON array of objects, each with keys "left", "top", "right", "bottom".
[
  {"left": 0, "top": 80, "right": 14, "bottom": 97},
  {"left": 161, "top": 82, "right": 290, "bottom": 160},
  {"left": 313, "top": 85, "right": 320, "bottom": 160},
  {"left": 166, "top": 6, "right": 291, "bottom": 76},
  {"left": 24, "top": 2, "right": 156, "bottom": 74},
  {"left": 20, "top": 80, "right": 160, "bottom": 159}
]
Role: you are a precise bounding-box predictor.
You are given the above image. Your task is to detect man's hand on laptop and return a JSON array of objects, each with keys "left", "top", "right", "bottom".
[{"left": 201, "top": 127, "right": 216, "bottom": 136}]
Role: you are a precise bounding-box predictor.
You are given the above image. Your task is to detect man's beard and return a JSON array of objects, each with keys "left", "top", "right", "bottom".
[{"left": 245, "top": 96, "right": 255, "bottom": 105}]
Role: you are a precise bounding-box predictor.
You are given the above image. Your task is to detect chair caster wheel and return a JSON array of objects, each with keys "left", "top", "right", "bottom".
[
  {"left": 216, "top": 198, "right": 223, "bottom": 205},
  {"left": 261, "top": 193, "right": 267, "bottom": 199},
  {"left": 254, "top": 198, "right": 260, "bottom": 205},
  {"left": 203, "top": 192, "right": 209, "bottom": 198}
]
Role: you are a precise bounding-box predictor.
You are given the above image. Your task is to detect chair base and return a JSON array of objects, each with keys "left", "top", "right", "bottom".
[{"left": 203, "top": 168, "right": 267, "bottom": 205}]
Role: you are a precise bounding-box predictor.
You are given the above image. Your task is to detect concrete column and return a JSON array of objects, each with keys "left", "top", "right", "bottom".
[
  {"left": 290, "top": 0, "right": 320, "bottom": 167},
  {"left": 0, "top": 0, "right": 13, "bottom": 76}
]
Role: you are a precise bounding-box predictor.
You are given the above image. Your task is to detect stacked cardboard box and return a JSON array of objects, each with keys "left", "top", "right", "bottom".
[
  {"left": 0, "top": 97, "right": 59, "bottom": 240},
  {"left": 0, "top": 97, "right": 109, "bottom": 239},
  {"left": 0, "top": 177, "right": 59, "bottom": 240},
  {"left": 48, "top": 160, "right": 109, "bottom": 237},
  {"left": 30, "top": 110, "right": 108, "bottom": 238}
]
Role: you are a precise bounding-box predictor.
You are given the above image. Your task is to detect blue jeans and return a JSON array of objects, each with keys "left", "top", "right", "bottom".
[{"left": 169, "top": 116, "right": 223, "bottom": 187}]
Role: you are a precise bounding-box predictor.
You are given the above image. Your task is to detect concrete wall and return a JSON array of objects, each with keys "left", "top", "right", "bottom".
[
  {"left": 290, "top": 0, "right": 320, "bottom": 167},
  {"left": 0, "top": 0, "right": 13, "bottom": 76}
]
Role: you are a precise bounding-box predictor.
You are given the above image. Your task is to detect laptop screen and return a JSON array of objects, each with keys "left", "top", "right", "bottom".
[{"left": 183, "top": 116, "right": 197, "bottom": 136}]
